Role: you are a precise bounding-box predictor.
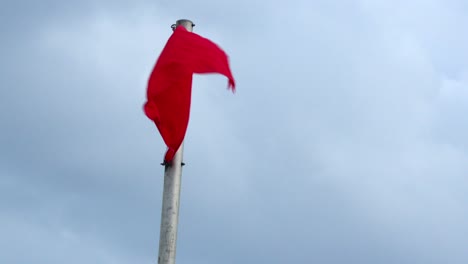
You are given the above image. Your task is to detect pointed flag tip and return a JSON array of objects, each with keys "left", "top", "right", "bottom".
[{"left": 228, "top": 79, "right": 236, "bottom": 93}]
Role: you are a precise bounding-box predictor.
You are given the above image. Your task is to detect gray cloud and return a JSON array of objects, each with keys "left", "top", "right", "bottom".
[{"left": 1, "top": 0, "right": 468, "bottom": 263}]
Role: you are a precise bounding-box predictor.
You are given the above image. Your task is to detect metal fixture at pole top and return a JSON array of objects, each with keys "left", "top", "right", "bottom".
[{"left": 171, "top": 19, "right": 195, "bottom": 31}]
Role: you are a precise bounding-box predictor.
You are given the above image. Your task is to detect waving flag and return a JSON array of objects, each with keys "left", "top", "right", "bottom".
[{"left": 144, "top": 26, "right": 235, "bottom": 163}]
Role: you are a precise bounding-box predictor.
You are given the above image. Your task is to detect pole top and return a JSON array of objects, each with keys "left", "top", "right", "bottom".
[{"left": 171, "top": 19, "right": 195, "bottom": 32}]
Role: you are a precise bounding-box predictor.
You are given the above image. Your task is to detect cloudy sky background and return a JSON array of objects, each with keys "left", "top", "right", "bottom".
[{"left": 1, "top": 0, "right": 468, "bottom": 263}]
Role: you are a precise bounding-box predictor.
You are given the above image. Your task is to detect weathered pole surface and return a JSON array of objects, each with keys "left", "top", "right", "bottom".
[{"left": 157, "top": 19, "right": 194, "bottom": 264}]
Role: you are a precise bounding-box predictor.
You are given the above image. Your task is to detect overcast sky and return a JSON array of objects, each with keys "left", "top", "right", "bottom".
[{"left": 1, "top": 0, "right": 468, "bottom": 263}]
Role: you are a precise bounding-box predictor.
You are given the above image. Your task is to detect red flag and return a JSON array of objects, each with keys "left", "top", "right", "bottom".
[{"left": 144, "top": 26, "right": 235, "bottom": 163}]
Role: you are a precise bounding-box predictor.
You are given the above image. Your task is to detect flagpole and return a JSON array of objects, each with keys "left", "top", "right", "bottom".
[{"left": 157, "top": 19, "right": 194, "bottom": 264}]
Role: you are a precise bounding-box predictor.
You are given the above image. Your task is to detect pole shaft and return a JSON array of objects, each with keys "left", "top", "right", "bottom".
[
  {"left": 158, "top": 144, "right": 183, "bottom": 264},
  {"left": 157, "top": 19, "right": 194, "bottom": 264}
]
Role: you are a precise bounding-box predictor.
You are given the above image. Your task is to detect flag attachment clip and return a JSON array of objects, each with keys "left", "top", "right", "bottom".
[{"left": 160, "top": 162, "right": 186, "bottom": 167}]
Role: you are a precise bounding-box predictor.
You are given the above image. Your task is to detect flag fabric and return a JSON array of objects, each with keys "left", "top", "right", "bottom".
[{"left": 144, "top": 26, "right": 235, "bottom": 163}]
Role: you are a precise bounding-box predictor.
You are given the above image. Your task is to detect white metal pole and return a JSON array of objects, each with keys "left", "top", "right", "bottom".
[{"left": 157, "top": 19, "right": 194, "bottom": 264}]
